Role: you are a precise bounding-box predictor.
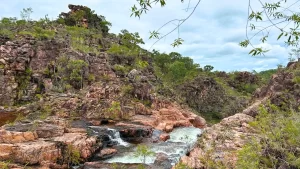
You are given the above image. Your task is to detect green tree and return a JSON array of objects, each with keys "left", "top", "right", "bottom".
[
  {"left": 119, "top": 29, "right": 145, "bottom": 48},
  {"left": 67, "top": 60, "right": 88, "bottom": 89},
  {"left": 167, "top": 61, "right": 188, "bottom": 83},
  {"left": 134, "top": 144, "right": 155, "bottom": 164},
  {"left": 203, "top": 65, "right": 214, "bottom": 72},
  {"left": 289, "top": 48, "right": 300, "bottom": 61},
  {"left": 20, "top": 7, "right": 33, "bottom": 21}
]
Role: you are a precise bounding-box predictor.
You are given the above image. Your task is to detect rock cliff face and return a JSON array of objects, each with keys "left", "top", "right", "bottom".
[
  {"left": 244, "top": 62, "right": 300, "bottom": 116},
  {"left": 178, "top": 61, "right": 300, "bottom": 169},
  {"left": 0, "top": 36, "right": 116, "bottom": 106},
  {"left": 0, "top": 25, "right": 206, "bottom": 168}
]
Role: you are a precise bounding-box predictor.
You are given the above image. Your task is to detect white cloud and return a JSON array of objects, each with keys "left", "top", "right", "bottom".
[{"left": 0, "top": 0, "right": 296, "bottom": 72}]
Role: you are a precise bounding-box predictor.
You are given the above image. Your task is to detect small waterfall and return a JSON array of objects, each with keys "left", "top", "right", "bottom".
[
  {"left": 107, "top": 128, "right": 130, "bottom": 147},
  {"left": 88, "top": 126, "right": 130, "bottom": 147},
  {"left": 103, "top": 127, "right": 202, "bottom": 166}
]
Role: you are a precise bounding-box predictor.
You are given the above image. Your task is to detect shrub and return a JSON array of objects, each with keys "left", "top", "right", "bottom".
[
  {"left": 107, "top": 44, "right": 139, "bottom": 57},
  {"left": 293, "top": 76, "right": 300, "bottom": 84},
  {"left": 237, "top": 104, "right": 300, "bottom": 168},
  {"left": 55, "top": 56, "right": 89, "bottom": 90},
  {"left": 134, "top": 144, "right": 155, "bottom": 164},
  {"left": 121, "top": 85, "right": 133, "bottom": 96},
  {"left": 135, "top": 60, "right": 149, "bottom": 70},
  {"left": 106, "top": 101, "right": 121, "bottom": 119}
]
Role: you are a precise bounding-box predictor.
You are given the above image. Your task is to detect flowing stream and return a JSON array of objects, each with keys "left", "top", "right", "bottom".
[{"left": 89, "top": 126, "right": 202, "bottom": 166}]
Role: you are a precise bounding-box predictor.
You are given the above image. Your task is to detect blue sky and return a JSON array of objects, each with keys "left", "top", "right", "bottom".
[{"left": 0, "top": 0, "right": 297, "bottom": 72}]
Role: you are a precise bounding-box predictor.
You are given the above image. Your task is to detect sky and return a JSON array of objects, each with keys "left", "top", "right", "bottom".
[{"left": 0, "top": 0, "right": 298, "bottom": 72}]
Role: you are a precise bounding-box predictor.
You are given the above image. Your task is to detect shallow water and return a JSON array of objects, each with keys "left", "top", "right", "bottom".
[{"left": 94, "top": 127, "right": 202, "bottom": 165}]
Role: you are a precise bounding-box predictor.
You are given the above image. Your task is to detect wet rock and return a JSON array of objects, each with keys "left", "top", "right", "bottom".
[
  {"left": 97, "top": 148, "right": 117, "bottom": 159},
  {"left": 87, "top": 126, "right": 118, "bottom": 147},
  {"left": 191, "top": 116, "right": 206, "bottom": 129},
  {"left": 117, "top": 123, "right": 153, "bottom": 143},
  {"left": 154, "top": 153, "right": 172, "bottom": 169},
  {"left": 159, "top": 134, "right": 170, "bottom": 142}
]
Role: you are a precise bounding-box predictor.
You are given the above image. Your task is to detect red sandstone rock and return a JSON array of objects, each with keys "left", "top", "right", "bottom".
[
  {"left": 159, "top": 134, "right": 170, "bottom": 142},
  {"left": 97, "top": 148, "right": 118, "bottom": 159},
  {"left": 178, "top": 113, "right": 254, "bottom": 168}
]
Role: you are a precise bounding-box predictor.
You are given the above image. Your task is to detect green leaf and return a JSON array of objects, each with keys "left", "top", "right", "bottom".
[
  {"left": 171, "top": 38, "right": 184, "bottom": 47},
  {"left": 277, "top": 32, "right": 284, "bottom": 40},
  {"left": 160, "top": 0, "right": 166, "bottom": 6},
  {"left": 249, "top": 49, "right": 256, "bottom": 55}
]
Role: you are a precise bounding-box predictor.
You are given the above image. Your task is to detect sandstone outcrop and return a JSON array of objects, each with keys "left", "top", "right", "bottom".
[
  {"left": 0, "top": 119, "right": 101, "bottom": 167},
  {"left": 179, "top": 113, "right": 254, "bottom": 168},
  {"left": 132, "top": 101, "right": 206, "bottom": 132}
]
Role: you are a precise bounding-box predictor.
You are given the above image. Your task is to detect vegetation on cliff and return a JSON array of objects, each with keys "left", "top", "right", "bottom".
[
  {"left": 0, "top": 4, "right": 277, "bottom": 123},
  {"left": 2, "top": 4, "right": 298, "bottom": 169}
]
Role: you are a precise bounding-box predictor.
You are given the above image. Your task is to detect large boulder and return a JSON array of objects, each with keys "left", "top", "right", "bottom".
[
  {"left": 178, "top": 113, "right": 254, "bottom": 168},
  {"left": 116, "top": 123, "right": 153, "bottom": 143}
]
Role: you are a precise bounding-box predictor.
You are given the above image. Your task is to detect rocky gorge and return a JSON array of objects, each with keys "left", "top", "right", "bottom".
[
  {"left": 1, "top": 4, "right": 300, "bottom": 169},
  {"left": 0, "top": 9, "right": 207, "bottom": 168}
]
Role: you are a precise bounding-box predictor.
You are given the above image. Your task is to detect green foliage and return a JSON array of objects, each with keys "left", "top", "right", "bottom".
[
  {"left": 54, "top": 56, "right": 89, "bottom": 90},
  {"left": 121, "top": 85, "right": 134, "bottom": 96},
  {"left": 289, "top": 48, "right": 300, "bottom": 61},
  {"left": 67, "top": 60, "right": 88, "bottom": 89},
  {"left": 293, "top": 76, "right": 300, "bottom": 84},
  {"left": 0, "top": 29, "right": 14, "bottom": 39},
  {"left": 174, "top": 161, "right": 192, "bottom": 169},
  {"left": 39, "top": 105, "right": 52, "bottom": 120},
  {"left": 15, "top": 67, "right": 32, "bottom": 102},
  {"left": 65, "top": 144, "right": 81, "bottom": 167},
  {"left": 257, "top": 69, "right": 277, "bottom": 84},
  {"left": 107, "top": 44, "right": 139, "bottom": 57},
  {"left": 240, "top": 1, "right": 300, "bottom": 55},
  {"left": 88, "top": 74, "right": 96, "bottom": 83},
  {"left": 236, "top": 142, "right": 261, "bottom": 169},
  {"left": 106, "top": 101, "right": 121, "bottom": 119},
  {"left": 134, "top": 144, "right": 155, "bottom": 164},
  {"left": 17, "top": 26, "right": 55, "bottom": 40},
  {"left": 171, "top": 38, "right": 184, "bottom": 47},
  {"left": 199, "top": 148, "right": 227, "bottom": 169},
  {"left": 107, "top": 30, "right": 145, "bottom": 60},
  {"left": 58, "top": 5, "right": 111, "bottom": 34},
  {"left": 237, "top": 104, "right": 300, "bottom": 168},
  {"left": 152, "top": 51, "right": 200, "bottom": 86},
  {"left": 119, "top": 29, "right": 144, "bottom": 48},
  {"left": 135, "top": 60, "right": 149, "bottom": 69},
  {"left": 20, "top": 8, "right": 33, "bottom": 21},
  {"left": 0, "top": 161, "right": 11, "bottom": 169},
  {"left": 166, "top": 61, "right": 188, "bottom": 83},
  {"left": 66, "top": 26, "right": 103, "bottom": 54},
  {"left": 113, "top": 64, "right": 128, "bottom": 74},
  {"left": 203, "top": 65, "right": 214, "bottom": 72}
]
